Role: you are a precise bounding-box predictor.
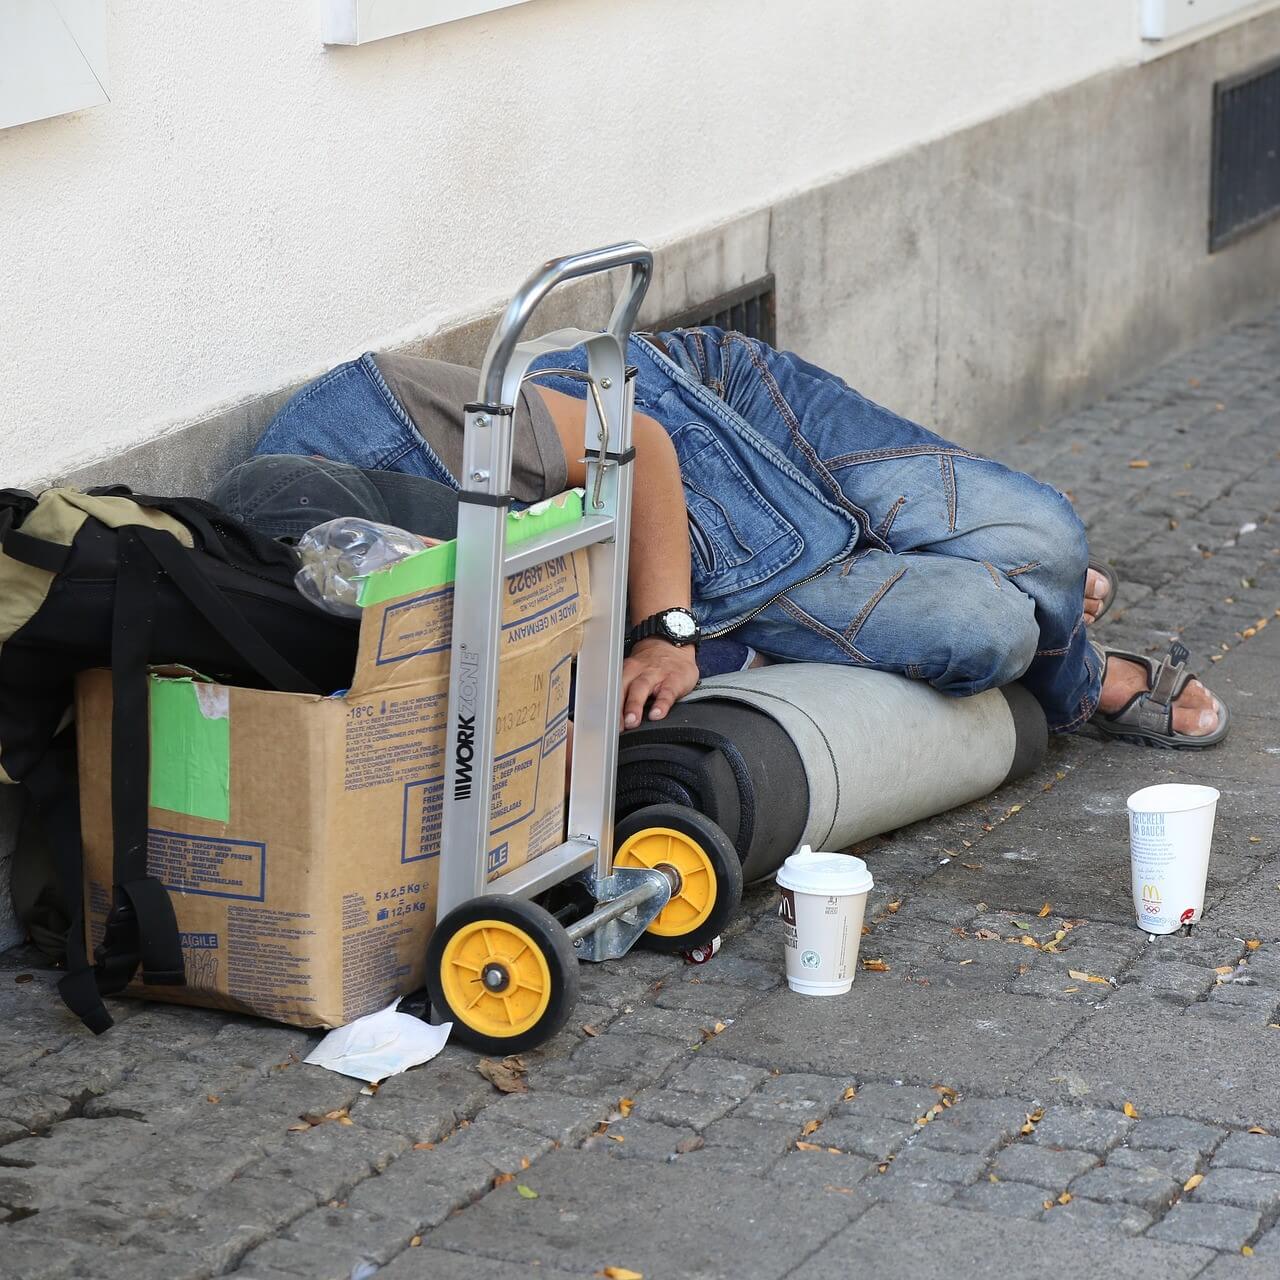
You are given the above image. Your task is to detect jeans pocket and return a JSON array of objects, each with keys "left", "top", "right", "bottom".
[{"left": 673, "top": 422, "right": 804, "bottom": 599}]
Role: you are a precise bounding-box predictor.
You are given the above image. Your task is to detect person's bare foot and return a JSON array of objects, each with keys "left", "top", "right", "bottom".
[
  {"left": 1097, "top": 655, "right": 1222, "bottom": 736},
  {"left": 1084, "top": 566, "right": 1110, "bottom": 625}
]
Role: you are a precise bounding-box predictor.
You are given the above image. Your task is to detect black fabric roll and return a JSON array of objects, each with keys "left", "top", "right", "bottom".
[{"left": 615, "top": 700, "right": 809, "bottom": 881}]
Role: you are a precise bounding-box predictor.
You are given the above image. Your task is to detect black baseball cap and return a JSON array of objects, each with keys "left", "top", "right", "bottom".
[{"left": 212, "top": 455, "right": 459, "bottom": 543}]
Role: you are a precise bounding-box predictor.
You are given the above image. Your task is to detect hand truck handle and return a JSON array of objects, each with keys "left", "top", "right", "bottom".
[{"left": 475, "top": 242, "right": 653, "bottom": 407}]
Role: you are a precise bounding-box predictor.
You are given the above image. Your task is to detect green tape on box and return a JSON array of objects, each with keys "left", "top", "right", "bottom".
[
  {"left": 356, "top": 488, "right": 585, "bottom": 608},
  {"left": 149, "top": 678, "right": 231, "bottom": 823}
]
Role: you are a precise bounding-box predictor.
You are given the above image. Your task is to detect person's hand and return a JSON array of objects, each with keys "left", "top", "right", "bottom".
[{"left": 621, "top": 638, "right": 699, "bottom": 730}]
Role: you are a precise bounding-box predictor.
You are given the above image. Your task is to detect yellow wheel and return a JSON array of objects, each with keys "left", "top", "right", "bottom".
[
  {"left": 427, "top": 897, "right": 578, "bottom": 1053},
  {"left": 613, "top": 805, "right": 743, "bottom": 951}
]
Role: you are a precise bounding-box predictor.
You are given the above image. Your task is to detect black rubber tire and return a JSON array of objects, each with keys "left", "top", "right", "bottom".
[
  {"left": 613, "top": 804, "right": 744, "bottom": 952},
  {"left": 426, "top": 895, "right": 580, "bottom": 1055}
]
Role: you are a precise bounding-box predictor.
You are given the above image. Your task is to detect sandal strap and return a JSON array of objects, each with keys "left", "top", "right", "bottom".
[{"left": 1147, "top": 640, "right": 1191, "bottom": 708}]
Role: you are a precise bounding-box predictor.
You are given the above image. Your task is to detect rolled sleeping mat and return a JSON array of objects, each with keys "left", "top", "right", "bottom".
[
  {"left": 616, "top": 663, "right": 1046, "bottom": 884},
  {"left": 615, "top": 700, "right": 810, "bottom": 880}
]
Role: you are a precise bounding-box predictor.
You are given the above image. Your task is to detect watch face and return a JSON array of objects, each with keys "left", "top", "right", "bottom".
[{"left": 663, "top": 609, "right": 698, "bottom": 640}]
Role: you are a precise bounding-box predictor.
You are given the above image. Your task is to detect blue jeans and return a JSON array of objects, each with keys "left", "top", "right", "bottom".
[{"left": 257, "top": 331, "right": 1101, "bottom": 733}]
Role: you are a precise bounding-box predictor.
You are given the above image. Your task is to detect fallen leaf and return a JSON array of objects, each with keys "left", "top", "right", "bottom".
[
  {"left": 825, "top": 1185, "right": 855, "bottom": 1195},
  {"left": 1020, "top": 936, "right": 1041, "bottom": 949},
  {"left": 13, "top": 974, "right": 33, "bottom": 984},
  {"left": 1020, "top": 1123, "right": 1035, "bottom": 1136},
  {"left": 674, "top": 1136, "right": 704, "bottom": 1154},
  {"left": 935, "top": 1086, "right": 958, "bottom": 1101},
  {"left": 1043, "top": 1199, "right": 1054, "bottom": 1210},
  {"left": 618, "top": 1098, "right": 634, "bottom": 1118},
  {"left": 600, "top": 1268, "right": 643, "bottom": 1280},
  {"left": 582, "top": 1024, "right": 601, "bottom": 1037},
  {"left": 287, "top": 1122, "right": 311, "bottom": 1132},
  {"left": 887, "top": 901, "right": 902, "bottom": 914},
  {"left": 1062, "top": 987, "right": 1079, "bottom": 993},
  {"left": 1246, "top": 939, "right": 1262, "bottom": 950},
  {"left": 1008, "top": 804, "right": 1023, "bottom": 815},
  {"left": 1057, "top": 1191, "right": 1072, "bottom": 1205},
  {"left": 338, "top": 1115, "right": 355, "bottom": 1127},
  {"left": 877, "top": 1162, "right": 889, "bottom": 1173},
  {"left": 477, "top": 1057, "right": 529, "bottom": 1095},
  {"left": 795, "top": 1141, "right": 824, "bottom": 1151},
  {"left": 1123, "top": 1102, "right": 1140, "bottom": 1119},
  {"left": 988, "top": 1173, "right": 999, "bottom": 1183},
  {"left": 861, "top": 925, "right": 871, "bottom": 936},
  {"left": 1183, "top": 1173, "right": 1203, "bottom": 1192},
  {"left": 861, "top": 958, "right": 890, "bottom": 973},
  {"left": 1128, "top": 459, "right": 1150, "bottom": 468},
  {"left": 1242, "top": 1246, "right": 1254, "bottom": 1257},
  {"left": 1243, "top": 627, "right": 1257, "bottom": 638},
  {"left": 1038, "top": 903, "right": 1052, "bottom": 918},
  {"left": 1215, "top": 966, "right": 1234, "bottom": 977},
  {"left": 1248, "top": 1126, "right": 1269, "bottom": 1135},
  {"left": 1068, "top": 969, "right": 1111, "bottom": 986},
  {"left": 410, "top": 1236, "right": 422, "bottom": 1247},
  {"left": 1029, "top": 1108, "right": 1045, "bottom": 1123},
  {"left": 1249, "top": 837, "right": 1263, "bottom": 845},
  {"left": 976, "top": 929, "right": 1000, "bottom": 941},
  {"left": 842, "top": 1086, "right": 858, "bottom": 1101},
  {"left": 520, "top": 1156, "right": 531, "bottom": 1170},
  {"left": 413, "top": 1141, "right": 436, "bottom": 1151},
  {"left": 492, "top": 1172, "right": 516, "bottom": 1188},
  {"left": 607, "top": 1133, "right": 625, "bottom": 1143},
  {"left": 206, "top": 1095, "right": 220, "bottom": 1104},
  {"left": 959, "top": 959, "right": 974, "bottom": 966},
  {"left": 801, "top": 1119, "right": 822, "bottom": 1137},
  {"left": 516, "top": 1184, "right": 539, "bottom": 1199},
  {"left": 961, "top": 863, "right": 983, "bottom": 872}
]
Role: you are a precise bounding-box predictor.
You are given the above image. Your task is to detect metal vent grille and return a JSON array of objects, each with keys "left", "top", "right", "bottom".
[
  {"left": 1210, "top": 55, "right": 1280, "bottom": 252},
  {"left": 655, "top": 275, "right": 776, "bottom": 345}
]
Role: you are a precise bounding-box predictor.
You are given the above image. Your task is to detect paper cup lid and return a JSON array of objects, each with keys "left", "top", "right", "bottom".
[{"left": 776, "top": 847, "right": 873, "bottom": 896}]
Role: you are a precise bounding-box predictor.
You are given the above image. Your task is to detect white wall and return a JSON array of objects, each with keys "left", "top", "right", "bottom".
[{"left": 0, "top": 0, "right": 1153, "bottom": 484}]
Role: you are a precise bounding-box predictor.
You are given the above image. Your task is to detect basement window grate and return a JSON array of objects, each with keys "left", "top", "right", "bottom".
[
  {"left": 654, "top": 275, "right": 777, "bottom": 345},
  {"left": 1210, "top": 54, "right": 1280, "bottom": 252}
]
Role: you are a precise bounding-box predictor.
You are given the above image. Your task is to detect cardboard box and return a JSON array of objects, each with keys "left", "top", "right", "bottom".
[{"left": 76, "top": 498, "right": 589, "bottom": 1028}]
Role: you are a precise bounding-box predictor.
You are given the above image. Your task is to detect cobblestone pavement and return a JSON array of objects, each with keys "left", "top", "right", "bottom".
[{"left": 3, "top": 308, "right": 1280, "bottom": 1280}]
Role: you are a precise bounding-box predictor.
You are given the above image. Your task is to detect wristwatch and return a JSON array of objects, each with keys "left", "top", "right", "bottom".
[{"left": 626, "top": 607, "right": 701, "bottom": 653}]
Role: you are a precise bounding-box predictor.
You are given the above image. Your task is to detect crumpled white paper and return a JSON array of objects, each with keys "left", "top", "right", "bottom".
[{"left": 304, "top": 998, "right": 452, "bottom": 1084}]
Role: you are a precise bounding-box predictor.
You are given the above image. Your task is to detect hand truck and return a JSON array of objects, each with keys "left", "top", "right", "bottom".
[{"left": 424, "top": 244, "right": 743, "bottom": 1052}]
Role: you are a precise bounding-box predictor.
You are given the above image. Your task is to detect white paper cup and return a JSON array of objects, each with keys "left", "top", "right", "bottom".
[
  {"left": 1127, "top": 783, "right": 1220, "bottom": 935},
  {"left": 776, "top": 847, "right": 874, "bottom": 995}
]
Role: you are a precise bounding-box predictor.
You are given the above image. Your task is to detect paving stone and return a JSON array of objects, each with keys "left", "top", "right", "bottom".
[
  {"left": 0, "top": 1090, "right": 74, "bottom": 1131},
  {"left": 767, "top": 1150, "right": 873, "bottom": 1207},
  {"left": 427, "top": 1150, "right": 849, "bottom": 1278},
  {"left": 992, "top": 1144, "right": 1098, "bottom": 1188},
  {"left": 812, "top": 1113, "right": 918, "bottom": 1162},
  {"left": 373, "top": 1246, "right": 583, "bottom": 1280},
  {"left": 837, "top": 1083, "right": 942, "bottom": 1123},
  {"left": 244, "top": 1120, "right": 410, "bottom": 1203},
  {"left": 479, "top": 1090, "right": 607, "bottom": 1146},
  {"left": 1122, "top": 960, "right": 1219, "bottom": 1002},
  {"left": 885, "top": 1147, "right": 987, "bottom": 1185},
  {"left": 1127, "top": 1115, "right": 1227, "bottom": 1156},
  {"left": 604, "top": 1003, "right": 727, "bottom": 1046},
  {"left": 1213, "top": 1130, "right": 1280, "bottom": 1173},
  {"left": 1030, "top": 1106, "right": 1133, "bottom": 1153},
  {"left": 730, "top": 1071, "right": 852, "bottom": 1123},
  {"left": 952, "top": 1179, "right": 1054, "bottom": 1219},
  {"left": 583, "top": 1116, "right": 696, "bottom": 1160},
  {"left": 628, "top": 1086, "right": 737, "bottom": 1129},
  {"left": 342, "top": 1152, "right": 464, "bottom": 1229},
  {"left": 664, "top": 1056, "right": 772, "bottom": 1098},
  {"left": 704, "top": 985, "right": 1088, "bottom": 1090},
  {"left": 1148, "top": 1201, "right": 1262, "bottom": 1251},
  {"left": 917, "top": 1098, "right": 1035, "bottom": 1155},
  {"left": 1112, "top": 1149, "right": 1205, "bottom": 1198},
  {"left": 653, "top": 979, "right": 753, "bottom": 1016},
  {"left": 799, "top": 1203, "right": 1210, "bottom": 1277},
  {"left": 347, "top": 1055, "right": 493, "bottom": 1143},
  {"left": 701, "top": 1116, "right": 797, "bottom": 1156},
  {"left": 1191, "top": 1166, "right": 1280, "bottom": 1212},
  {"left": 530, "top": 1032, "right": 686, "bottom": 1096},
  {"left": 1069, "top": 1164, "right": 1181, "bottom": 1213}
]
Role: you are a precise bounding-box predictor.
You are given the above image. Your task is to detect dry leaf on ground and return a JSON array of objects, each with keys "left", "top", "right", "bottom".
[
  {"left": 843, "top": 1086, "right": 858, "bottom": 1101},
  {"left": 618, "top": 1098, "right": 634, "bottom": 1117},
  {"left": 1038, "top": 903, "right": 1052, "bottom": 918},
  {"left": 477, "top": 1057, "right": 529, "bottom": 1094},
  {"left": 516, "top": 1184, "right": 539, "bottom": 1199},
  {"left": 887, "top": 901, "right": 902, "bottom": 914},
  {"left": 976, "top": 928, "right": 1000, "bottom": 941},
  {"left": 861, "top": 958, "right": 890, "bottom": 973},
  {"left": 1068, "top": 969, "right": 1111, "bottom": 986},
  {"left": 1248, "top": 1126, "right": 1270, "bottom": 1135},
  {"left": 492, "top": 1172, "right": 516, "bottom": 1188},
  {"left": 1183, "top": 1173, "right": 1204, "bottom": 1192},
  {"left": 1246, "top": 939, "right": 1262, "bottom": 949},
  {"left": 582, "top": 1024, "right": 601, "bottom": 1037},
  {"left": 1129, "top": 459, "right": 1150, "bottom": 468},
  {"left": 675, "top": 1136, "right": 704, "bottom": 1154},
  {"left": 795, "top": 1140, "right": 824, "bottom": 1152},
  {"left": 801, "top": 1119, "right": 822, "bottom": 1136},
  {"left": 600, "top": 1268, "right": 644, "bottom": 1280},
  {"left": 1123, "top": 1102, "right": 1140, "bottom": 1119}
]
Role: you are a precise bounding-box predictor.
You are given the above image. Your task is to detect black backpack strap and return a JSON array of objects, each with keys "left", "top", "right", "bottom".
[
  {"left": 102, "top": 530, "right": 186, "bottom": 993},
  {"left": 0, "top": 495, "right": 71, "bottom": 574},
  {"left": 23, "top": 742, "right": 114, "bottom": 1033}
]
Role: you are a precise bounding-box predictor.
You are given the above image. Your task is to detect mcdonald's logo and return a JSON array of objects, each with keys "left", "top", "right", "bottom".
[{"left": 1141, "top": 883, "right": 1161, "bottom": 914}]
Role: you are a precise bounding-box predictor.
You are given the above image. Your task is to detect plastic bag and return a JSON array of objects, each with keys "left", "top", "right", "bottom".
[{"left": 294, "top": 517, "right": 429, "bottom": 617}]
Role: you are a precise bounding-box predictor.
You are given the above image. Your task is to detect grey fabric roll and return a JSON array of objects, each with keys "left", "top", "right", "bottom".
[{"left": 684, "top": 664, "right": 1045, "bottom": 877}]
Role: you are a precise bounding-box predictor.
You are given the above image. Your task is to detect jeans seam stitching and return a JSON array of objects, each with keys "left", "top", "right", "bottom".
[
  {"left": 826, "top": 445, "right": 974, "bottom": 469},
  {"left": 876, "top": 495, "right": 907, "bottom": 541},
  {"left": 842, "top": 566, "right": 907, "bottom": 645},
  {"left": 982, "top": 561, "right": 1003, "bottom": 589},
  {"left": 1006, "top": 560, "right": 1041, "bottom": 578},
  {"left": 779, "top": 596, "right": 869, "bottom": 663},
  {"left": 1036, "top": 614, "right": 1084, "bottom": 658}
]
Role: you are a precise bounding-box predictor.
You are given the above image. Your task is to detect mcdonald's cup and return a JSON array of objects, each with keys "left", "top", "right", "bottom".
[{"left": 1127, "top": 784, "right": 1220, "bottom": 935}]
